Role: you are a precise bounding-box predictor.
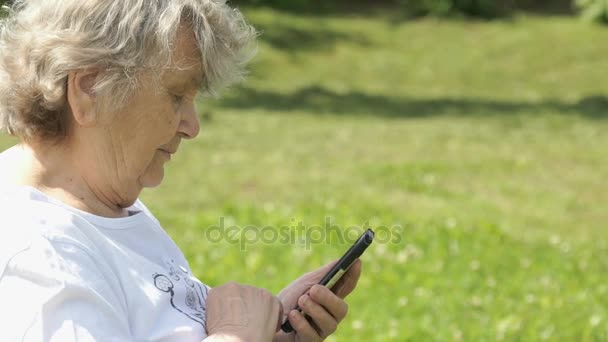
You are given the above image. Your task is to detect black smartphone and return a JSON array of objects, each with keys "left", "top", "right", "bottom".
[{"left": 281, "top": 228, "right": 375, "bottom": 333}]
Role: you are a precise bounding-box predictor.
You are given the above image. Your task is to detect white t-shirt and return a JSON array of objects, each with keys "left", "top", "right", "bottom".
[{"left": 0, "top": 186, "right": 210, "bottom": 341}]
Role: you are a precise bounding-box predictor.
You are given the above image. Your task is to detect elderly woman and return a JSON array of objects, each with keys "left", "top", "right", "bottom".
[{"left": 0, "top": 0, "right": 362, "bottom": 341}]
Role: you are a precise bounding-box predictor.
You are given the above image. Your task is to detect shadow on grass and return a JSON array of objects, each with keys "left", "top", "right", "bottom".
[
  {"left": 236, "top": 2, "right": 411, "bottom": 18},
  {"left": 241, "top": 1, "right": 576, "bottom": 52},
  {"left": 255, "top": 20, "right": 371, "bottom": 53},
  {"left": 236, "top": 0, "right": 575, "bottom": 22},
  {"left": 218, "top": 86, "right": 608, "bottom": 119},
  {"left": 512, "top": 0, "right": 575, "bottom": 17}
]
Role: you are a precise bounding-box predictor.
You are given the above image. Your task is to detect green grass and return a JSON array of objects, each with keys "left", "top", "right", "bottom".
[{"left": 2, "top": 8, "right": 608, "bottom": 341}]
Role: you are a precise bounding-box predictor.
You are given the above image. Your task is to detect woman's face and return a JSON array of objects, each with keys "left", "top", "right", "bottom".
[{"left": 81, "top": 26, "right": 202, "bottom": 198}]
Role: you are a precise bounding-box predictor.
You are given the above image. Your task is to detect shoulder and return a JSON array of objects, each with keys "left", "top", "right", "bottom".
[
  {"left": 0, "top": 186, "right": 97, "bottom": 238},
  {"left": 0, "top": 189, "right": 101, "bottom": 274},
  {"left": 0, "top": 190, "right": 129, "bottom": 305},
  {"left": 0, "top": 145, "right": 24, "bottom": 188},
  {"left": 0, "top": 208, "right": 132, "bottom": 341}
]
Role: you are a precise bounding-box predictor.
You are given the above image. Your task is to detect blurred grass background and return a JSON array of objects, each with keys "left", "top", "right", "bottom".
[{"left": 2, "top": 2, "right": 608, "bottom": 341}]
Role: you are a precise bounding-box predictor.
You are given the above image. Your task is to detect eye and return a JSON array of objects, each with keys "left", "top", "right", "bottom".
[
  {"left": 168, "top": 92, "right": 185, "bottom": 110},
  {"left": 172, "top": 94, "right": 184, "bottom": 105}
]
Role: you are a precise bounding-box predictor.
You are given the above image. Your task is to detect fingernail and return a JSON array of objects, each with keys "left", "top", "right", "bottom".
[{"left": 290, "top": 310, "right": 299, "bottom": 319}]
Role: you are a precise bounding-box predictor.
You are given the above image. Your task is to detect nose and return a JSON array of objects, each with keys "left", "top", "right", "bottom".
[{"left": 177, "top": 99, "right": 200, "bottom": 139}]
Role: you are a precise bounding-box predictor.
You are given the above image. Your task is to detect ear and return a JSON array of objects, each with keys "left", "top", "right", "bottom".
[{"left": 67, "top": 69, "right": 99, "bottom": 127}]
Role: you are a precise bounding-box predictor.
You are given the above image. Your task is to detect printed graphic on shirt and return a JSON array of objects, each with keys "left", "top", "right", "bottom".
[{"left": 153, "top": 258, "right": 209, "bottom": 330}]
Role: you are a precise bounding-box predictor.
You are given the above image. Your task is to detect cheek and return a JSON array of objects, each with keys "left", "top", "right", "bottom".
[
  {"left": 160, "top": 105, "right": 181, "bottom": 138},
  {"left": 144, "top": 105, "right": 180, "bottom": 144},
  {"left": 124, "top": 110, "right": 174, "bottom": 175}
]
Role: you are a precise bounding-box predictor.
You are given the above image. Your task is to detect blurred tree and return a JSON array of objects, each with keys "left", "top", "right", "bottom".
[
  {"left": 0, "top": 0, "right": 600, "bottom": 25},
  {"left": 231, "top": 0, "right": 346, "bottom": 13},
  {"left": 576, "top": 0, "right": 608, "bottom": 23},
  {"left": 232, "top": 0, "right": 574, "bottom": 18}
]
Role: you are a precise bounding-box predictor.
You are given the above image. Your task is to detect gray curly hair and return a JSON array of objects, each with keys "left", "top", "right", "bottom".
[{"left": 0, "top": 0, "right": 256, "bottom": 141}]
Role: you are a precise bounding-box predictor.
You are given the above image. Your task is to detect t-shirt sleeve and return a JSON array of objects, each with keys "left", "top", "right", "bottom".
[{"left": 0, "top": 236, "right": 132, "bottom": 341}]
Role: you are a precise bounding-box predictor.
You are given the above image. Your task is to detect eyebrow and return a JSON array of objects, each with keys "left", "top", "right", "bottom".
[
  {"left": 169, "top": 74, "right": 204, "bottom": 93},
  {"left": 176, "top": 72, "right": 203, "bottom": 91}
]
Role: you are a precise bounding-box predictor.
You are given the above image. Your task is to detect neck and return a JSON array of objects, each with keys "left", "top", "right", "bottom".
[{"left": 6, "top": 142, "right": 132, "bottom": 218}]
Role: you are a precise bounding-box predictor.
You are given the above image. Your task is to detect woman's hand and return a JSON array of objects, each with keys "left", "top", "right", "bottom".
[
  {"left": 206, "top": 282, "right": 283, "bottom": 342},
  {"left": 274, "top": 259, "right": 362, "bottom": 342}
]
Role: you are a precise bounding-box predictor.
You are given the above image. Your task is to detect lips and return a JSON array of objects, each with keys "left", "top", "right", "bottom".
[
  {"left": 160, "top": 140, "right": 181, "bottom": 156},
  {"left": 159, "top": 145, "right": 179, "bottom": 155}
]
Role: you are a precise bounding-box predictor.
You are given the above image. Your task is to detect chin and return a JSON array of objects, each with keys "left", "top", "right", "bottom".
[{"left": 139, "top": 168, "right": 165, "bottom": 188}]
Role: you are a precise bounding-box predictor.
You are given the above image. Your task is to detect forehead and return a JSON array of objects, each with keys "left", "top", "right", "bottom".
[{"left": 162, "top": 25, "right": 203, "bottom": 89}]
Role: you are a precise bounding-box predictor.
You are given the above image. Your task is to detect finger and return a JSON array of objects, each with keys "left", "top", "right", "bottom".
[
  {"left": 276, "top": 298, "right": 285, "bottom": 332},
  {"left": 309, "top": 284, "right": 349, "bottom": 321},
  {"left": 332, "top": 259, "right": 362, "bottom": 298},
  {"left": 298, "top": 294, "right": 339, "bottom": 338},
  {"left": 288, "top": 309, "right": 322, "bottom": 341},
  {"left": 279, "top": 260, "right": 339, "bottom": 310}
]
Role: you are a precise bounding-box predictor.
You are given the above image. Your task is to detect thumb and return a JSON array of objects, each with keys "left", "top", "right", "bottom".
[
  {"left": 310, "top": 259, "right": 338, "bottom": 280},
  {"left": 301, "top": 259, "right": 341, "bottom": 287}
]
